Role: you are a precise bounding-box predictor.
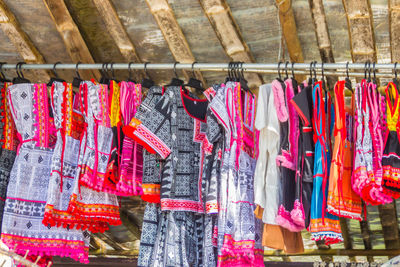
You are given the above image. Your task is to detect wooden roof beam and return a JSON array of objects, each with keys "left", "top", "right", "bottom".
[
  {"left": 390, "top": 0, "right": 400, "bottom": 62},
  {"left": 308, "top": 0, "right": 337, "bottom": 89},
  {"left": 275, "top": 0, "right": 305, "bottom": 81},
  {"left": 145, "top": 0, "right": 206, "bottom": 87},
  {"left": 92, "top": 0, "right": 144, "bottom": 80},
  {"left": 42, "top": 0, "right": 100, "bottom": 80},
  {"left": 199, "top": 0, "right": 263, "bottom": 89},
  {"left": 0, "top": 0, "right": 50, "bottom": 81}
]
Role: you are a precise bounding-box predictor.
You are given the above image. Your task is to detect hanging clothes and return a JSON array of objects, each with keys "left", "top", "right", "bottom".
[
  {"left": 1, "top": 83, "right": 89, "bottom": 264},
  {"left": 272, "top": 79, "right": 304, "bottom": 232},
  {"left": 309, "top": 81, "right": 342, "bottom": 245},
  {"left": 290, "top": 81, "right": 315, "bottom": 229},
  {"left": 68, "top": 81, "right": 121, "bottom": 232},
  {"left": 124, "top": 86, "right": 164, "bottom": 203},
  {"left": 130, "top": 85, "right": 209, "bottom": 266},
  {"left": 210, "top": 82, "right": 263, "bottom": 267},
  {"left": 327, "top": 80, "right": 362, "bottom": 220},
  {"left": 0, "top": 82, "right": 18, "bottom": 233},
  {"left": 117, "top": 81, "right": 143, "bottom": 196},
  {"left": 382, "top": 82, "right": 400, "bottom": 198}
]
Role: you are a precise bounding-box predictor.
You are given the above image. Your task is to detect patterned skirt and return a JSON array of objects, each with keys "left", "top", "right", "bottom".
[{"left": 1, "top": 146, "right": 90, "bottom": 264}]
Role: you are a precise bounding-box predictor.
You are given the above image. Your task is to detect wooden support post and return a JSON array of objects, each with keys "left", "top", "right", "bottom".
[
  {"left": 275, "top": 0, "right": 305, "bottom": 82},
  {"left": 0, "top": 0, "right": 50, "bottom": 81},
  {"left": 119, "top": 209, "right": 141, "bottom": 239},
  {"left": 145, "top": 0, "right": 206, "bottom": 87},
  {"left": 308, "top": 0, "right": 336, "bottom": 89},
  {"left": 92, "top": 0, "right": 144, "bottom": 80},
  {"left": 378, "top": 201, "right": 400, "bottom": 254},
  {"left": 339, "top": 218, "right": 356, "bottom": 262},
  {"left": 199, "top": 0, "right": 263, "bottom": 89},
  {"left": 42, "top": 0, "right": 100, "bottom": 80},
  {"left": 390, "top": 0, "right": 400, "bottom": 62}
]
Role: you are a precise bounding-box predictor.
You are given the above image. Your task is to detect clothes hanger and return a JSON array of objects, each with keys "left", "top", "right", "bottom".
[
  {"left": 141, "top": 62, "right": 155, "bottom": 89},
  {"left": 0, "top": 62, "right": 11, "bottom": 83},
  {"left": 344, "top": 61, "right": 353, "bottom": 93},
  {"left": 277, "top": 61, "right": 283, "bottom": 81},
  {"left": 367, "top": 61, "right": 372, "bottom": 83},
  {"left": 393, "top": 62, "right": 400, "bottom": 93},
  {"left": 127, "top": 62, "right": 136, "bottom": 83},
  {"left": 167, "top": 62, "right": 184, "bottom": 87},
  {"left": 308, "top": 61, "right": 314, "bottom": 86},
  {"left": 372, "top": 62, "right": 377, "bottom": 85},
  {"left": 321, "top": 62, "right": 327, "bottom": 91},
  {"left": 47, "top": 62, "right": 65, "bottom": 86},
  {"left": 183, "top": 62, "right": 204, "bottom": 92},
  {"left": 284, "top": 61, "right": 289, "bottom": 80},
  {"left": 99, "top": 63, "right": 110, "bottom": 84},
  {"left": 108, "top": 62, "right": 119, "bottom": 83},
  {"left": 12, "top": 62, "right": 30, "bottom": 84},
  {"left": 72, "top": 62, "right": 83, "bottom": 88}
]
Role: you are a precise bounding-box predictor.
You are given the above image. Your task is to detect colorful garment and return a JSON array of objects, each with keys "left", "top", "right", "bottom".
[
  {"left": 272, "top": 79, "right": 304, "bottom": 232},
  {"left": 0, "top": 82, "right": 18, "bottom": 233},
  {"left": 382, "top": 82, "right": 400, "bottom": 198},
  {"left": 254, "top": 83, "right": 281, "bottom": 225},
  {"left": 210, "top": 82, "right": 263, "bottom": 267},
  {"left": 309, "top": 81, "right": 342, "bottom": 245},
  {"left": 327, "top": 80, "right": 362, "bottom": 220},
  {"left": 124, "top": 86, "right": 164, "bottom": 203},
  {"left": 116, "top": 81, "right": 143, "bottom": 196},
  {"left": 1, "top": 83, "right": 89, "bottom": 264},
  {"left": 68, "top": 81, "right": 121, "bottom": 232}
]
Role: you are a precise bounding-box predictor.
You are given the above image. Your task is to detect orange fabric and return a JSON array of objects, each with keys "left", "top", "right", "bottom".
[
  {"left": 328, "top": 82, "right": 362, "bottom": 220},
  {"left": 255, "top": 205, "right": 304, "bottom": 254}
]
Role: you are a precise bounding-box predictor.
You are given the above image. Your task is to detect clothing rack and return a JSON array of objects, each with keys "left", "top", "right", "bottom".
[{"left": 1, "top": 62, "right": 400, "bottom": 78}]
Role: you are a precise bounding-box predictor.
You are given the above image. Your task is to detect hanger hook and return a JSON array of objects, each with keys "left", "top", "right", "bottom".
[
  {"left": 321, "top": 62, "right": 325, "bottom": 81},
  {"left": 285, "top": 61, "right": 289, "bottom": 79},
  {"left": 173, "top": 62, "right": 179, "bottom": 78},
  {"left": 291, "top": 62, "right": 295, "bottom": 78},
  {"left": 373, "top": 62, "right": 376, "bottom": 83},
  {"left": 240, "top": 62, "right": 245, "bottom": 79},
  {"left": 128, "top": 62, "right": 133, "bottom": 80},
  {"left": 395, "top": 62, "right": 398, "bottom": 80},
  {"left": 313, "top": 61, "right": 317, "bottom": 80},
  {"left": 364, "top": 62, "right": 368, "bottom": 79},
  {"left": 144, "top": 62, "right": 151, "bottom": 78},
  {"left": 110, "top": 62, "right": 115, "bottom": 79},
  {"left": 0, "top": 62, "right": 5, "bottom": 80},
  {"left": 53, "top": 62, "right": 61, "bottom": 78},
  {"left": 346, "top": 62, "right": 350, "bottom": 78},
  {"left": 278, "top": 62, "right": 282, "bottom": 79},
  {"left": 18, "top": 62, "right": 25, "bottom": 78},
  {"left": 309, "top": 62, "right": 313, "bottom": 80},
  {"left": 15, "top": 62, "right": 21, "bottom": 78},
  {"left": 75, "top": 62, "right": 81, "bottom": 79},
  {"left": 368, "top": 61, "right": 372, "bottom": 81},
  {"left": 191, "top": 62, "right": 197, "bottom": 78}
]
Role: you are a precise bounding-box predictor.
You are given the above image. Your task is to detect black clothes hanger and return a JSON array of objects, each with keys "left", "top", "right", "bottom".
[
  {"left": 238, "top": 62, "right": 250, "bottom": 92},
  {"left": 108, "top": 62, "right": 119, "bottom": 83},
  {"left": 393, "top": 62, "right": 400, "bottom": 92},
  {"left": 0, "top": 62, "right": 11, "bottom": 83},
  {"left": 72, "top": 62, "right": 83, "bottom": 88},
  {"left": 47, "top": 62, "right": 65, "bottom": 86},
  {"left": 127, "top": 62, "right": 136, "bottom": 83},
  {"left": 290, "top": 62, "right": 299, "bottom": 94},
  {"left": 167, "top": 62, "right": 184, "bottom": 87},
  {"left": 372, "top": 62, "right": 377, "bottom": 85},
  {"left": 284, "top": 61, "right": 289, "bottom": 80},
  {"left": 344, "top": 61, "right": 353, "bottom": 93},
  {"left": 277, "top": 62, "right": 283, "bottom": 81},
  {"left": 308, "top": 61, "right": 314, "bottom": 86},
  {"left": 99, "top": 63, "right": 110, "bottom": 84},
  {"left": 225, "top": 62, "right": 234, "bottom": 83},
  {"left": 183, "top": 62, "right": 204, "bottom": 92},
  {"left": 141, "top": 62, "right": 155, "bottom": 89},
  {"left": 13, "top": 62, "right": 30, "bottom": 84}
]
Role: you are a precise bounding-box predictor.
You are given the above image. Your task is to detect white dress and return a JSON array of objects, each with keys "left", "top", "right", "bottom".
[{"left": 253, "top": 83, "right": 281, "bottom": 224}]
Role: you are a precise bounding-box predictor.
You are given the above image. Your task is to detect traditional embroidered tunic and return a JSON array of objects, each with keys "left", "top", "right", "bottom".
[{"left": 1, "top": 83, "right": 90, "bottom": 264}]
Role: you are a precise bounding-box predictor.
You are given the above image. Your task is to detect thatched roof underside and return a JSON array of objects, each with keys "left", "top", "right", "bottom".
[{"left": 1, "top": 0, "right": 400, "bottom": 263}]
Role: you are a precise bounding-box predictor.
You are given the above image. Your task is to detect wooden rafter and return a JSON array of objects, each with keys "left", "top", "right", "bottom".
[
  {"left": 390, "top": 1, "right": 400, "bottom": 62},
  {"left": 120, "top": 209, "right": 141, "bottom": 239},
  {"left": 199, "top": 0, "right": 262, "bottom": 89},
  {"left": 92, "top": 0, "right": 144, "bottom": 80},
  {"left": 308, "top": 0, "right": 336, "bottom": 89},
  {"left": 42, "top": 0, "right": 100, "bottom": 80},
  {"left": 145, "top": 0, "right": 206, "bottom": 87},
  {"left": 0, "top": 0, "right": 50, "bottom": 80},
  {"left": 94, "top": 232, "right": 127, "bottom": 251},
  {"left": 275, "top": 0, "right": 305, "bottom": 81}
]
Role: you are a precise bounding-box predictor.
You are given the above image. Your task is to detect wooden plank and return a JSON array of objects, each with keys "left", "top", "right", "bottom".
[
  {"left": 199, "top": 0, "right": 262, "bottom": 89},
  {"left": 308, "top": 0, "right": 336, "bottom": 89},
  {"left": 94, "top": 232, "right": 127, "bottom": 251},
  {"left": 390, "top": 0, "right": 400, "bottom": 61},
  {"left": 342, "top": 0, "right": 376, "bottom": 63},
  {"left": 0, "top": 0, "right": 50, "bottom": 80},
  {"left": 42, "top": 0, "right": 100, "bottom": 80},
  {"left": 145, "top": 0, "right": 206, "bottom": 87},
  {"left": 275, "top": 0, "right": 305, "bottom": 82},
  {"left": 91, "top": 0, "right": 144, "bottom": 81}
]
